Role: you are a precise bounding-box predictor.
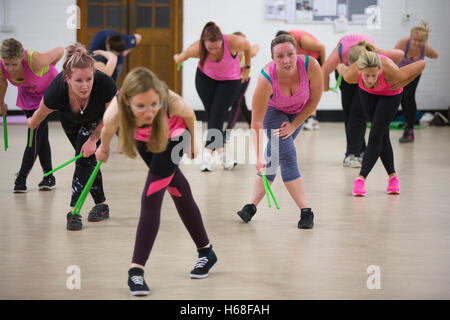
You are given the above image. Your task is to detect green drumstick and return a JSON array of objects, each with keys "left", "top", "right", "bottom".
[
  {"left": 262, "top": 169, "right": 279, "bottom": 210},
  {"left": 72, "top": 160, "right": 102, "bottom": 215},
  {"left": 2, "top": 114, "right": 7, "bottom": 151},
  {"left": 28, "top": 128, "right": 34, "bottom": 147},
  {"left": 329, "top": 74, "right": 342, "bottom": 93},
  {"left": 44, "top": 153, "right": 84, "bottom": 177},
  {"left": 261, "top": 169, "right": 272, "bottom": 208}
]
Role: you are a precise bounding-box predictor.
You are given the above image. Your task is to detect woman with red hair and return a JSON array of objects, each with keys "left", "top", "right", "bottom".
[{"left": 27, "top": 43, "right": 117, "bottom": 231}]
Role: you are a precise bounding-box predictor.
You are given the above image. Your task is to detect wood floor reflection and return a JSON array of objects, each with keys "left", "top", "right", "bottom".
[{"left": 1, "top": 121, "right": 449, "bottom": 299}]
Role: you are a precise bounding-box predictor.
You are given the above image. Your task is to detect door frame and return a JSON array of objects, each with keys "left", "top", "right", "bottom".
[{"left": 76, "top": 0, "right": 183, "bottom": 94}]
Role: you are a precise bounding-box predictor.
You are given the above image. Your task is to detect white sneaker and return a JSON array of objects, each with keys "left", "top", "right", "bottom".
[
  {"left": 303, "top": 117, "right": 315, "bottom": 131},
  {"left": 343, "top": 154, "right": 361, "bottom": 168},
  {"left": 311, "top": 117, "right": 320, "bottom": 130},
  {"left": 201, "top": 151, "right": 213, "bottom": 172},
  {"left": 220, "top": 152, "right": 237, "bottom": 170}
]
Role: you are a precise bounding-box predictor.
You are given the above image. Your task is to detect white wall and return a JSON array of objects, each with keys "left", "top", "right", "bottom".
[
  {"left": 182, "top": 0, "right": 449, "bottom": 111},
  {"left": 1, "top": 0, "right": 76, "bottom": 111},
  {"left": 1, "top": 0, "right": 448, "bottom": 112}
]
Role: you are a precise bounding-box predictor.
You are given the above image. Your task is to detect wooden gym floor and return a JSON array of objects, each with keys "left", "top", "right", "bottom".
[{"left": 0, "top": 121, "right": 449, "bottom": 299}]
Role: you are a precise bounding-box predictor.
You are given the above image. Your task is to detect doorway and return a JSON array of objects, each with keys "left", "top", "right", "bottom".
[{"left": 77, "top": 0, "right": 183, "bottom": 93}]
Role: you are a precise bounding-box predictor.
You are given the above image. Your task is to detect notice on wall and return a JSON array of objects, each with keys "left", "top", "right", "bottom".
[
  {"left": 271, "top": 0, "right": 378, "bottom": 24},
  {"left": 295, "top": 0, "right": 314, "bottom": 22},
  {"left": 266, "top": 0, "right": 286, "bottom": 20},
  {"left": 313, "top": 0, "right": 337, "bottom": 16}
]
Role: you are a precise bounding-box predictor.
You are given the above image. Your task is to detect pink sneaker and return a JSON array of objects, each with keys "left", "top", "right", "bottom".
[
  {"left": 387, "top": 176, "right": 400, "bottom": 194},
  {"left": 353, "top": 178, "right": 366, "bottom": 196}
]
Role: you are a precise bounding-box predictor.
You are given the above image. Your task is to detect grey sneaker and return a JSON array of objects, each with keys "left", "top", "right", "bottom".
[
  {"left": 87, "top": 203, "right": 110, "bottom": 222},
  {"left": 343, "top": 154, "right": 361, "bottom": 168},
  {"left": 67, "top": 212, "right": 83, "bottom": 231}
]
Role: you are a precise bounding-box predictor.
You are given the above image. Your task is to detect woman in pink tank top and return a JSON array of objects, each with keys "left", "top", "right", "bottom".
[
  {"left": 394, "top": 20, "right": 439, "bottom": 143},
  {"left": 174, "top": 21, "right": 253, "bottom": 172},
  {"left": 322, "top": 36, "right": 405, "bottom": 169},
  {"left": 96, "top": 67, "right": 217, "bottom": 296},
  {"left": 0, "top": 38, "right": 63, "bottom": 193},
  {"left": 237, "top": 34, "right": 323, "bottom": 230},
  {"left": 337, "top": 43, "right": 425, "bottom": 197},
  {"left": 276, "top": 29, "right": 326, "bottom": 131}
]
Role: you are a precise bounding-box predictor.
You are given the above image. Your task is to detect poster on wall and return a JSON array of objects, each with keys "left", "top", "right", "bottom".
[
  {"left": 268, "top": 0, "right": 378, "bottom": 24},
  {"left": 266, "top": 0, "right": 286, "bottom": 20},
  {"left": 295, "top": 0, "right": 314, "bottom": 22}
]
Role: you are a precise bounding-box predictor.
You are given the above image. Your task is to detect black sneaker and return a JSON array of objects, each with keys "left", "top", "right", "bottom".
[
  {"left": 13, "top": 174, "right": 27, "bottom": 193},
  {"left": 298, "top": 208, "right": 314, "bottom": 229},
  {"left": 128, "top": 267, "right": 150, "bottom": 296},
  {"left": 38, "top": 175, "right": 56, "bottom": 191},
  {"left": 237, "top": 204, "right": 257, "bottom": 223},
  {"left": 399, "top": 128, "right": 414, "bottom": 143},
  {"left": 67, "top": 212, "right": 83, "bottom": 231},
  {"left": 87, "top": 203, "right": 109, "bottom": 222},
  {"left": 190, "top": 245, "right": 218, "bottom": 279}
]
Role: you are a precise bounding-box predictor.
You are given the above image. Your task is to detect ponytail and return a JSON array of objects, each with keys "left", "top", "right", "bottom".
[
  {"left": 347, "top": 40, "right": 376, "bottom": 65},
  {"left": 411, "top": 19, "right": 430, "bottom": 42},
  {"left": 63, "top": 43, "right": 95, "bottom": 78},
  {"left": 199, "top": 21, "right": 223, "bottom": 68}
]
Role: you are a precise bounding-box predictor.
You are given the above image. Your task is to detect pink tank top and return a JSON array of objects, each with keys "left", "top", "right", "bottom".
[
  {"left": 338, "top": 34, "right": 375, "bottom": 66},
  {"left": 267, "top": 55, "right": 310, "bottom": 114},
  {"left": 289, "top": 30, "right": 321, "bottom": 59},
  {"left": 0, "top": 50, "right": 58, "bottom": 110},
  {"left": 358, "top": 55, "right": 403, "bottom": 96},
  {"left": 199, "top": 35, "right": 241, "bottom": 81},
  {"left": 134, "top": 114, "right": 186, "bottom": 142}
]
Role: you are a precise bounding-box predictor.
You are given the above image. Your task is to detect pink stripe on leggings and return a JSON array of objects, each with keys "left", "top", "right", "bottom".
[{"left": 146, "top": 173, "right": 175, "bottom": 197}]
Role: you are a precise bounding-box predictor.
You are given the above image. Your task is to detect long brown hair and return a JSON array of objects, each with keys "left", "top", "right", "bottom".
[
  {"left": 63, "top": 43, "right": 95, "bottom": 78},
  {"left": 199, "top": 21, "right": 223, "bottom": 68},
  {"left": 117, "top": 67, "right": 169, "bottom": 158}
]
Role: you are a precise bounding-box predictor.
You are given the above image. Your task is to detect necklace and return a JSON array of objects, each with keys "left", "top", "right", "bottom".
[{"left": 71, "top": 91, "right": 89, "bottom": 115}]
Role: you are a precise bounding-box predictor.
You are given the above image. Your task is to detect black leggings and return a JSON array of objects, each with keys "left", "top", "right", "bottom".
[
  {"left": 195, "top": 68, "right": 241, "bottom": 151},
  {"left": 400, "top": 74, "right": 421, "bottom": 129},
  {"left": 359, "top": 90, "right": 402, "bottom": 178},
  {"left": 336, "top": 70, "right": 366, "bottom": 157},
  {"left": 60, "top": 118, "right": 105, "bottom": 207},
  {"left": 226, "top": 78, "right": 251, "bottom": 130},
  {"left": 17, "top": 109, "right": 53, "bottom": 178},
  {"left": 132, "top": 136, "right": 210, "bottom": 266}
]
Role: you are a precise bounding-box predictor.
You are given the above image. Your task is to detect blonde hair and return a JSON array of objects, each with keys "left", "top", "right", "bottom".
[
  {"left": 357, "top": 51, "right": 381, "bottom": 70},
  {"left": 0, "top": 38, "right": 24, "bottom": 60},
  {"left": 63, "top": 43, "right": 95, "bottom": 78},
  {"left": 118, "top": 67, "right": 169, "bottom": 158},
  {"left": 411, "top": 20, "right": 430, "bottom": 42},
  {"left": 347, "top": 40, "right": 376, "bottom": 65}
]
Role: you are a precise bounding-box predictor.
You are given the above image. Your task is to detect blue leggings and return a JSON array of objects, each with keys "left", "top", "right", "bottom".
[{"left": 263, "top": 106, "right": 303, "bottom": 182}]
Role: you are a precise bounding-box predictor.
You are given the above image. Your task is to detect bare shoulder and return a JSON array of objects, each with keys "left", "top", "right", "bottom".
[
  {"left": 304, "top": 55, "right": 321, "bottom": 76},
  {"left": 103, "top": 96, "right": 120, "bottom": 126},
  {"left": 395, "top": 37, "right": 409, "bottom": 49},
  {"left": 167, "top": 90, "right": 186, "bottom": 115}
]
